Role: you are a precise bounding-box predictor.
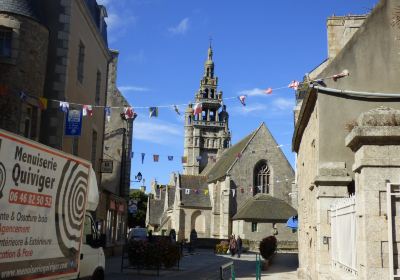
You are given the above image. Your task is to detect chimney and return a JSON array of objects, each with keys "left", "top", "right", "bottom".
[{"left": 327, "top": 15, "right": 367, "bottom": 59}]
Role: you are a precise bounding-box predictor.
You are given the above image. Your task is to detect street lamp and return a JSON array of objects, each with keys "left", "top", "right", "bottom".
[{"left": 131, "top": 172, "right": 142, "bottom": 182}]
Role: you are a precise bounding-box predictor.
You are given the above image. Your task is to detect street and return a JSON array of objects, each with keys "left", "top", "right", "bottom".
[{"left": 105, "top": 250, "right": 298, "bottom": 280}]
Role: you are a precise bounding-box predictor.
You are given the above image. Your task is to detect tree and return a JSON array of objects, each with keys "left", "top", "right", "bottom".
[{"left": 127, "top": 190, "right": 148, "bottom": 228}]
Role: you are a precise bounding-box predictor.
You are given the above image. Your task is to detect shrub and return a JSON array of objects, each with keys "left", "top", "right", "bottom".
[
  {"left": 259, "top": 236, "right": 277, "bottom": 260},
  {"left": 215, "top": 240, "right": 229, "bottom": 254},
  {"left": 127, "top": 239, "right": 180, "bottom": 269}
]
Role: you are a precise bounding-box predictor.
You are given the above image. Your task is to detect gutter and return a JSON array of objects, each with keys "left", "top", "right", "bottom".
[{"left": 311, "top": 85, "right": 400, "bottom": 99}]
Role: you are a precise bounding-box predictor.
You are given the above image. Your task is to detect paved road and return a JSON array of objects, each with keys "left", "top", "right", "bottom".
[{"left": 105, "top": 250, "right": 298, "bottom": 279}]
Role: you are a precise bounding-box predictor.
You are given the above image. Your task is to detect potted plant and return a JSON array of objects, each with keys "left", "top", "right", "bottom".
[{"left": 259, "top": 236, "right": 277, "bottom": 270}]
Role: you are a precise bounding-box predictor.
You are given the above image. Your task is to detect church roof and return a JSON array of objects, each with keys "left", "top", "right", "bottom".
[
  {"left": 232, "top": 194, "right": 297, "bottom": 222},
  {"left": 206, "top": 128, "right": 258, "bottom": 182},
  {"left": 180, "top": 175, "right": 211, "bottom": 208}
]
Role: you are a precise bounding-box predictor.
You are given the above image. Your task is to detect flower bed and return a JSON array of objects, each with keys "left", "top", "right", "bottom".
[{"left": 215, "top": 240, "right": 229, "bottom": 254}]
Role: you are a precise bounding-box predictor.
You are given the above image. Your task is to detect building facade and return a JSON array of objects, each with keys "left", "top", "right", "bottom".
[
  {"left": 293, "top": 1, "right": 400, "bottom": 279},
  {"left": 99, "top": 50, "right": 133, "bottom": 256}
]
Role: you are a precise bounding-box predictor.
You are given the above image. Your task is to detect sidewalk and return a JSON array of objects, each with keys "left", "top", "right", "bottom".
[{"left": 105, "top": 249, "right": 298, "bottom": 279}]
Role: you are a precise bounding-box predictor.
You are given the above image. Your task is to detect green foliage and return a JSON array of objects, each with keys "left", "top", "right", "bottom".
[
  {"left": 128, "top": 190, "right": 148, "bottom": 228},
  {"left": 215, "top": 240, "right": 229, "bottom": 254},
  {"left": 259, "top": 236, "right": 277, "bottom": 260}
]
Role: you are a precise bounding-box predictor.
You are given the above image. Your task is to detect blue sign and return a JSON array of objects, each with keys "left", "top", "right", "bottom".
[{"left": 65, "top": 109, "right": 82, "bottom": 136}]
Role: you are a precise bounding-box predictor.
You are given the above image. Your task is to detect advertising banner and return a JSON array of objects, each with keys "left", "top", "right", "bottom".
[{"left": 0, "top": 129, "right": 90, "bottom": 279}]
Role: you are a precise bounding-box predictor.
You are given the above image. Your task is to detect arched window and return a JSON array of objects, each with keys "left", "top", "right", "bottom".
[{"left": 253, "top": 161, "right": 270, "bottom": 195}]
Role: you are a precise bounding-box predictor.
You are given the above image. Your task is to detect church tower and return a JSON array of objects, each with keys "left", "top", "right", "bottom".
[{"left": 183, "top": 45, "right": 231, "bottom": 175}]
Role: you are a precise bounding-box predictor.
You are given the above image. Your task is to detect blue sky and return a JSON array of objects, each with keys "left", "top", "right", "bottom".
[{"left": 97, "top": 0, "right": 378, "bottom": 190}]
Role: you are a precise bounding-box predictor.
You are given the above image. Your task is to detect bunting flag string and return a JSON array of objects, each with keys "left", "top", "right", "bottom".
[{"left": 2, "top": 70, "right": 349, "bottom": 123}]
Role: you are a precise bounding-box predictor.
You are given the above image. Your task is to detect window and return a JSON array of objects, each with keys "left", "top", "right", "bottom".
[
  {"left": 254, "top": 161, "right": 271, "bottom": 195},
  {"left": 77, "top": 41, "right": 85, "bottom": 83},
  {"left": 251, "top": 222, "right": 258, "bottom": 232},
  {"left": 0, "top": 28, "right": 12, "bottom": 57},
  {"left": 91, "top": 130, "right": 97, "bottom": 169},
  {"left": 23, "top": 106, "right": 38, "bottom": 140},
  {"left": 95, "top": 70, "right": 101, "bottom": 105}
]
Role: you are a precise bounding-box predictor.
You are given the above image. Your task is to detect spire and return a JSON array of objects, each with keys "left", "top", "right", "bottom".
[{"left": 208, "top": 38, "right": 213, "bottom": 61}]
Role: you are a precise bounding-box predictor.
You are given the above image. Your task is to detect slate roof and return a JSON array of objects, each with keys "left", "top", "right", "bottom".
[
  {"left": 180, "top": 175, "right": 211, "bottom": 208},
  {"left": 232, "top": 194, "right": 297, "bottom": 222},
  {"left": 206, "top": 130, "right": 256, "bottom": 182},
  {"left": 0, "top": 0, "right": 42, "bottom": 23}
]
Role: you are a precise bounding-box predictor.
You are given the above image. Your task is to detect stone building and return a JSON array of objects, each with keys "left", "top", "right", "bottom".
[
  {"left": 293, "top": 0, "right": 400, "bottom": 279},
  {"left": 147, "top": 47, "right": 296, "bottom": 244},
  {"left": 0, "top": 0, "right": 49, "bottom": 141},
  {"left": 0, "top": 0, "right": 119, "bottom": 247},
  {"left": 99, "top": 50, "right": 133, "bottom": 256}
]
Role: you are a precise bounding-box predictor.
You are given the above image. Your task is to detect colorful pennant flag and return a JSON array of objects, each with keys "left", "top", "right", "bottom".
[
  {"left": 238, "top": 95, "right": 246, "bottom": 106},
  {"left": 131, "top": 152, "right": 134, "bottom": 158},
  {"left": 204, "top": 189, "right": 209, "bottom": 195},
  {"left": 194, "top": 189, "right": 199, "bottom": 194},
  {"left": 181, "top": 156, "right": 187, "bottom": 164},
  {"left": 185, "top": 189, "right": 191, "bottom": 195},
  {"left": 141, "top": 153, "right": 145, "bottom": 164},
  {"left": 38, "top": 97, "right": 48, "bottom": 110},
  {"left": 173, "top": 105, "right": 181, "bottom": 115},
  {"left": 59, "top": 101, "right": 69, "bottom": 113},
  {"left": 196, "top": 156, "right": 202, "bottom": 162},
  {"left": 240, "top": 188, "right": 244, "bottom": 194},
  {"left": 288, "top": 80, "right": 300, "bottom": 90},
  {"left": 82, "top": 105, "right": 93, "bottom": 117},
  {"left": 232, "top": 189, "right": 236, "bottom": 197},
  {"left": 236, "top": 152, "right": 242, "bottom": 159},
  {"left": 105, "top": 107, "right": 111, "bottom": 122},
  {"left": 264, "top": 88, "right": 273, "bottom": 94},
  {"left": 168, "top": 156, "right": 174, "bottom": 161},
  {"left": 332, "top": 70, "right": 350, "bottom": 82},
  {"left": 153, "top": 154, "right": 159, "bottom": 162},
  {"left": 193, "top": 103, "right": 202, "bottom": 115},
  {"left": 124, "top": 107, "right": 135, "bottom": 119},
  {"left": 149, "top": 107, "right": 158, "bottom": 118}
]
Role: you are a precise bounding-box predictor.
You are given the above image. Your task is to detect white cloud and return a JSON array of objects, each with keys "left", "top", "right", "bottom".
[
  {"left": 168, "top": 18, "right": 190, "bottom": 35},
  {"left": 119, "top": 86, "right": 150, "bottom": 92},
  {"left": 272, "top": 98, "right": 294, "bottom": 110},
  {"left": 238, "top": 88, "right": 266, "bottom": 97},
  {"left": 133, "top": 119, "right": 183, "bottom": 145}
]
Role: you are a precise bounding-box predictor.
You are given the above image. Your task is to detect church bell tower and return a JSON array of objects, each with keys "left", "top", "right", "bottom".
[{"left": 183, "top": 44, "right": 231, "bottom": 175}]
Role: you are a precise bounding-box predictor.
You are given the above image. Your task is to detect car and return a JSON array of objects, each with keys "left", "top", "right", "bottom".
[{"left": 128, "top": 227, "right": 148, "bottom": 241}]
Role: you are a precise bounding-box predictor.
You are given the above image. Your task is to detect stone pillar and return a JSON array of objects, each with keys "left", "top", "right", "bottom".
[
  {"left": 216, "top": 110, "right": 219, "bottom": 122},
  {"left": 346, "top": 107, "right": 400, "bottom": 280},
  {"left": 207, "top": 109, "right": 210, "bottom": 121},
  {"left": 314, "top": 162, "right": 351, "bottom": 280}
]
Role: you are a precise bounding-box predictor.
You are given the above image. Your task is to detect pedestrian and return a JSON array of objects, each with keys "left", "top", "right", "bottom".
[
  {"left": 229, "top": 235, "right": 237, "bottom": 257},
  {"left": 190, "top": 229, "right": 197, "bottom": 253},
  {"left": 236, "top": 235, "right": 242, "bottom": 258}
]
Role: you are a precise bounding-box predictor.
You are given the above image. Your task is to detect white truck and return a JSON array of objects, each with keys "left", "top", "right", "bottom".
[{"left": 0, "top": 129, "right": 105, "bottom": 280}]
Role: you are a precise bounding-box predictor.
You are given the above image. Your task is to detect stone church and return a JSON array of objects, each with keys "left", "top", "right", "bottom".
[{"left": 146, "top": 46, "right": 296, "bottom": 243}]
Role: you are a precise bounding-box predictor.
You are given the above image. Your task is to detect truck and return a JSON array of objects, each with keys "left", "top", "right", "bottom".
[{"left": 0, "top": 129, "right": 105, "bottom": 280}]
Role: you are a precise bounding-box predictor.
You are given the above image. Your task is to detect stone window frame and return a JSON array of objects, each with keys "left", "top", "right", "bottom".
[
  {"left": 95, "top": 69, "right": 102, "bottom": 105},
  {"left": 0, "top": 18, "right": 21, "bottom": 65},
  {"left": 77, "top": 40, "right": 85, "bottom": 83},
  {"left": 253, "top": 160, "right": 271, "bottom": 196}
]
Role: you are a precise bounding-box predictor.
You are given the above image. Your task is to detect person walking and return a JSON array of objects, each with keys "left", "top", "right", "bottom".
[
  {"left": 236, "top": 235, "right": 242, "bottom": 258},
  {"left": 229, "top": 235, "right": 237, "bottom": 257}
]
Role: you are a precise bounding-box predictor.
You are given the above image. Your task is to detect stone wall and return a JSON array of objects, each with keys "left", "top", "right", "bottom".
[{"left": 0, "top": 13, "right": 48, "bottom": 139}]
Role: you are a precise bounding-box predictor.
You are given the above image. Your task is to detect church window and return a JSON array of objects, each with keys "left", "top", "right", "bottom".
[
  {"left": 253, "top": 161, "right": 270, "bottom": 195},
  {"left": 210, "top": 110, "right": 215, "bottom": 121},
  {"left": 211, "top": 89, "right": 215, "bottom": 98},
  {"left": 251, "top": 222, "right": 258, "bottom": 232},
  {"left": 202, "top": 111, "right": 207, "bottom": 121},
  {"left": 0, "top": 28, "right": 12, "bottom": 57},
  {"left": 204, "top": 88, "right": 209, "bottom": 98}
]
